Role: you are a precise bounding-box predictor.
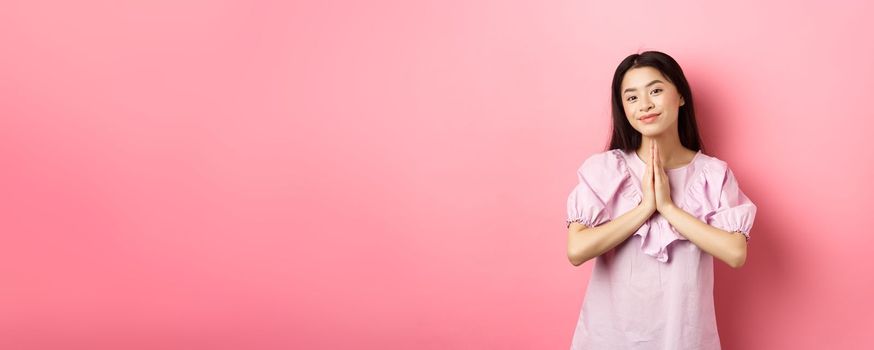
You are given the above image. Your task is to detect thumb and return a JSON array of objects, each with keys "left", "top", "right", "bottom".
[
  {"left": 644, "top": 154, "right": 653, "bottom": 180},
  {"left": 649, "top": 148, "right": 655, "bottom": 180}
]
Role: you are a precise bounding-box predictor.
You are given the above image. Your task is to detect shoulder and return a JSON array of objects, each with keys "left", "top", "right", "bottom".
[
  {"left": 578, "top": 149, "right": 624, "bottom": 172},
  {"left": 694, "top": 151, "right": 743, "bottom": 186},
  {"left": 573, "top": 149, "right": 635, "bottom": 202},
  {"left": 576, "top": 149, "right": 627, "bottom": 180},
  {"left": 695, "top": 151, "right": 729, "bottom": 172}
]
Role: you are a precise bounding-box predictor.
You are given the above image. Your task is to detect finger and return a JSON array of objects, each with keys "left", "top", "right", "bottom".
[
  {"left": 646, "top": 150, "right": 653, "bottom": 181},
  {"left": 643, "top": 162, "right": 650, "bottom": 184},
  {"left": 646, "top": 165, "right": 654, "bottom": 185},
  {"left": 650, "top": 142, "right": 654, "bottom": 164},
  {"left": 650, "top": 142, "right": 655, "bottom": 171},
  {"left": 644, "top": 157, "right": 650, "bottom": 177}
]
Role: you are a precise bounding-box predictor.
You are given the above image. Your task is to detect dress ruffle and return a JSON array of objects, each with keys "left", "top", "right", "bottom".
[{"left": 618, "top": 150, "right": 724, "bottom": 263}]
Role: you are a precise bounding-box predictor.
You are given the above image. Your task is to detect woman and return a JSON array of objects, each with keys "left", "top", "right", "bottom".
[{"left": 565, "top": 51, "right": 757, "bottom": 349}]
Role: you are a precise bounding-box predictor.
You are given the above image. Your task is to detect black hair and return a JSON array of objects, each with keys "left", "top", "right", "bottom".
[{"left": 607, "top": 50, "right": 705, "bottom": 153}]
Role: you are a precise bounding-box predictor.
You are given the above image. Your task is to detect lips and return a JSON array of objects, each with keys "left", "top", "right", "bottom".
[{"left": 639, "top": 113, "right": 659, "bottom": 124}]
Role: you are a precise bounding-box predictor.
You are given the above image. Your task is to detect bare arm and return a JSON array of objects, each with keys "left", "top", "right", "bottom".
[
  {"left": 567, "top": 204, "right": 654, "bottom": 266},
  {"left": 660, "top": 204, "right": 748, "bottom": 268}
]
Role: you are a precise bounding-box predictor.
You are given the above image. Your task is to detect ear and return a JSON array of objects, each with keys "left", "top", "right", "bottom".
[{"left": 679, "top": 96, "right": 685, "bottom": 106}]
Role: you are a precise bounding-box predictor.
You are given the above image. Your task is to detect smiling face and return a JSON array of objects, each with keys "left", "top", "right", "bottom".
[{"left": 620, "top": 66, "right": 686, "bottom": 136}]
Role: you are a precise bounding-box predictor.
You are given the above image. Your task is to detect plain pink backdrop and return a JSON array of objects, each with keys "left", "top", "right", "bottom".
[{"left": 1, "top": 0, "right": 872, "bottom": 349}]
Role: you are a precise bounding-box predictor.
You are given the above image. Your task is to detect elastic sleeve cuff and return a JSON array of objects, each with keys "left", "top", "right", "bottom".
[{"left": 708, "top": 202, "right": 757, "bottom": 241}]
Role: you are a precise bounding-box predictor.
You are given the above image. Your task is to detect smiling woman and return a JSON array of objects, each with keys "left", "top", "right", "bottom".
[
  {"left": 565, "top": 50, "right": 757, "bottom": 350},
  {"left": 621, "top": 67, "right": 687, "bottom": 143}
]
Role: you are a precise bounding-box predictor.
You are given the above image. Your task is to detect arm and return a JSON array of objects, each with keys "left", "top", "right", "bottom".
[
  {"left": 567, "top": 204, "right": 653, "bottom": 266},
  {"left": 659, "top": 204, "right": 747, "bottom": 268}
]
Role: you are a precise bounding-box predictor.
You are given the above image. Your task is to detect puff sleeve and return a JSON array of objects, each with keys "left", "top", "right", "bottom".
[
  {"left": 565, "top": 153, "right": 623, "bottom": 229},
  {"left": 706, "top": 167, "right": 757, "bottom": 241}
]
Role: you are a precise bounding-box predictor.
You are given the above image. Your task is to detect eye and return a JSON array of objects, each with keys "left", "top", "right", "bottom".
[
  {"left": 651, "top": 88, "right": 662, "bottom": 94},
  {"left": 626, "top": 96, "right": 636, "bottom": 102}
]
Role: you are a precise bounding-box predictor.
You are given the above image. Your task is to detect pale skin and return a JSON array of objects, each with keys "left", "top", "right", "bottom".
[{"left": 567, "top": 66, "right": 747, "bottom": 268}]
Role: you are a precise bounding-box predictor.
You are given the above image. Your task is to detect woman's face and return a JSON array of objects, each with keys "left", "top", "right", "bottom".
[{"left": 620, "top": 66, "right": 685, "bottom": 136}]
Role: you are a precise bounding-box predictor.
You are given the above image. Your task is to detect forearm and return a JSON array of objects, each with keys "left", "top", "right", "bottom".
[
  {"left": 660, "top": 204, "right": 748, "bottom": 268},
  {"left": 568, "top": 205, "right": 652, "bottom": 266}
]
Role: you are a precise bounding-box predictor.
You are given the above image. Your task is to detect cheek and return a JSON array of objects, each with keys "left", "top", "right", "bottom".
[
  {"left": 663, "top": 93, "right": 681, "bottom": 106},
  {"left": 623, "top": 103, "right": 634, "bottom": 117}
]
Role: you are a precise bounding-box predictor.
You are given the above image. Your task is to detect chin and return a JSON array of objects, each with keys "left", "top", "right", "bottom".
[
  {"left": 635, "top": 120, "right": 676, "bottom": 136},
  {"left": 634, "top": 126, "right": 666, "bottom": 136}
]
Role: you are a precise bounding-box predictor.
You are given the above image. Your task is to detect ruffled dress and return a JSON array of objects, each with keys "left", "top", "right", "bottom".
[{"left": 565, "top": 148, "right": 757, "bottom": 350}]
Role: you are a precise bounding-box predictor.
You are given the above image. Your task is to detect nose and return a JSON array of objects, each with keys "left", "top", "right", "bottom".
[{"left": 639, "top": 97, "right": 654, "bottom": 112}]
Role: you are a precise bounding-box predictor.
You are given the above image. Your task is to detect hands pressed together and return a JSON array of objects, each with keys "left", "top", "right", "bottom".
[{"left": 640, "top": 141, "right": 676, "bottom": 215}]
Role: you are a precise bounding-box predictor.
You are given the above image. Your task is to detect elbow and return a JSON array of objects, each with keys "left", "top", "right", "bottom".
[
  {"left": 567, "top": 244, "right": 593, "bottom": 267},
  {"left": 728, "top": 258, "right": 745, "bottom": 269},
  {"left": 728, "top": 249, "right": 747, "bottom": 269},
  {"left": 568, "top": 253, "right": 590, "bottom": 267},
  {"left": 726, "top": 231, "right": 749, "bottom": 269},
  {"left": 567, "top": 224, "right": 596, "bottom": 267}
]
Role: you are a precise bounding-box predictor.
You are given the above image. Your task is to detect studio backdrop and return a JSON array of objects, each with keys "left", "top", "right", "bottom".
[{"left": 1, "top": 0, "right": 872, "bottom": 349}]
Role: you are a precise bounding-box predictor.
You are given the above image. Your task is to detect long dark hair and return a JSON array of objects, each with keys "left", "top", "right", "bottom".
[{"left": 607, "top": 51, "right": 705, "bottom": 153}]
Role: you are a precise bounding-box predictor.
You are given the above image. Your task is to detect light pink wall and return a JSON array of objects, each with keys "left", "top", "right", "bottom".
[{"left": 1, "top": 0, "right": 872, "bottom": 349}]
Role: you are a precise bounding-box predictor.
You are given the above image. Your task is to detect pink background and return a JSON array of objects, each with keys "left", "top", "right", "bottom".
[{"left": 2, "top": 1, "right": 872, "bottom": 349}]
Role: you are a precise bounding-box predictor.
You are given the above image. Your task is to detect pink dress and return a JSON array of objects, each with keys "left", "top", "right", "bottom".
[{"left": 565, "top": 149, "right": 757, "bottom": 350}]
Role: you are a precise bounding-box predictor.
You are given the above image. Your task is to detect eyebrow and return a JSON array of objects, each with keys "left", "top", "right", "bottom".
[{"left": 623, "top": 80, "right": 664, "bottom": 94}]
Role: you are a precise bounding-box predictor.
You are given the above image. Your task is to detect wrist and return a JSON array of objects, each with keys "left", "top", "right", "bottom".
[
  {"left": 639, "top": 203, "right": 656, "bottom": 215},
  {"left": 659, "top": 202, "right": 679, "bottom": 214}
]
